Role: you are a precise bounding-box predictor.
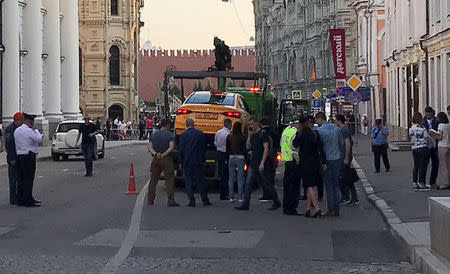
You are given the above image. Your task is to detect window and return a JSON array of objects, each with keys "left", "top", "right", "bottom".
[
  {"left": 109, "top": 45, "right": 120, "bottom": 85},
  {"left": 185, "top": 93, "right": 235, "bottom": 106},
  {"left": 111, "top": 0, "right": 118, "bottom": 16},
  {"left": 79, "top": 48, "right": 82, "bottom": 86}
]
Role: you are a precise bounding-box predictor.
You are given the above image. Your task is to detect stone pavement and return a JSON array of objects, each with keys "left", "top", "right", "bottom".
[
  {"left": 0, "top": 140, "right": 148, "bottom": 167},
  {"left": 353, "top": 134, "right": 450, "bottom": 274}
]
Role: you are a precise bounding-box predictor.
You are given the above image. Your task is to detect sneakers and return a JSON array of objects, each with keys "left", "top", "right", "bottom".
[
  {"left": 229, "top": 198, "right": 236, "bottom": 202},
  {"left": 349, "top": 200, "right": 360, "bottom": 206},
  {"left": 340, "top": 199, "right": 351, "bottom": 205},
  {"left": 418, "top": 183, "right": 431, "bottom": 191},
  {"left": 238, "top": 199, "right": 244, "bottom": 203},
  {"left": 413, "top": 183, "right": 420, "bottom": 191},
  {"left": 258, "top": 197, "right": 270, "bottom": 202}
]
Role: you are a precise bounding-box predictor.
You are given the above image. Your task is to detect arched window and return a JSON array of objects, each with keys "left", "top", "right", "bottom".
[
  {"left": 111, "top": 0, "right": 118, "bottom": 16},
  {"left": 79, "top": 47, "right": 82, "bottom": 86},
  {"left": 109, "top": 45, "right": 120, "bottom": 85}
]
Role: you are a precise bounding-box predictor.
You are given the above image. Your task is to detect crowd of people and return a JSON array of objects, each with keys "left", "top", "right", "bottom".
[
  {"left": 147, "top": 112, "right": 360, "bottom": 217},
  {"left": 407, "top": 106, "right": 450, "bottom": 190},
  {"left": 367, "top": 105, "right": 450, "bottom": 191}
]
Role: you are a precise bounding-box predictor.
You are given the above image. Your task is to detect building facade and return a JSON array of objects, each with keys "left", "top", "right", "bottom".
[
  {"left": 253, "top": 0, "right": 357, "bottom": 101},
  {"left": 1, "top": 0, "right": 80, "bottom": 142},
  {"left": 384, "top": 0, "right": 428, "bottom": 140},
  {"left": 78, "top": 0, "right": 143, "bottom": 121},
  {"left": 353, "top": 0, "right": 386, "bottom": 127},
  {"left": 422, "top": 0, "right": 450, "bottom": 115}
]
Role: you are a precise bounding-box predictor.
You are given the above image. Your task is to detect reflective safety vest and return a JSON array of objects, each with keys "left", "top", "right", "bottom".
[{"left": 280, "top": 126, "right": 297, "bottom": 162}]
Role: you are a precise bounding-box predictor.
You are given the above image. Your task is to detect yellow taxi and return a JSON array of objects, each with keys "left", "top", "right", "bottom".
[{"left": 174, "top": 90, "right": 251, "bottom": 136}]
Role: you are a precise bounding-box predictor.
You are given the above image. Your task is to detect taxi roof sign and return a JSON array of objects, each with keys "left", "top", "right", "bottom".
[{"left": 347, "top": 75, "right": 362, "bottom": 91}]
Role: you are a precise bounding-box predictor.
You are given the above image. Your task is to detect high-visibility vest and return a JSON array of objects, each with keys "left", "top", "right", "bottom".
[{"left": 280, "top": 126, "right": 297, "bottom": 162}]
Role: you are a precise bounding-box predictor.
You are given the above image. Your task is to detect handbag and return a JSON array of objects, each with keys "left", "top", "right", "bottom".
[{"left": 340, "top": 165, "right": 360, "bottom": 185}]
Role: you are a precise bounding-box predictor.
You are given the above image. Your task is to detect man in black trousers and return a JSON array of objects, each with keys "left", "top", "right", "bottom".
[
  {"left": 4, "top": 112, "right": 24, "bottom": 205},
  {"left": 422, "top": 106, "right": 439, "bottom": 187},
  {"left": 14, "top": 113, "right": 43, "bottom": 207},
  {"left": 179, "top": 118, "right": 211, "bottom": 207}
]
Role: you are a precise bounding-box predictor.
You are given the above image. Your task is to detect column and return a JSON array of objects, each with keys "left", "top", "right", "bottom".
[
  {"left": 2, "top": 0, "right": 20, "bottom": 123},
  {"left": 43, "top": 0, "right": 63, "bottom": 122},
  {"left": 60, "top": 0, "right": 80, "bottom": 119},
  {"left": 23, "top": 0, "right": 44, "bottom": 116}
]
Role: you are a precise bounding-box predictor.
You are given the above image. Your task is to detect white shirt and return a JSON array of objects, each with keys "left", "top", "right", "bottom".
[
  {"left": 438, "top": 123, "right": 450, "bottom": 148},
  {"left": 214, "top": 127, "right": 230, "bottom": 153},
  {"left": 14, "top": 124, "right": 43, "bottom": 155},
  {"left": 114, "top": 119, "right": 120, "bottom": 126}
]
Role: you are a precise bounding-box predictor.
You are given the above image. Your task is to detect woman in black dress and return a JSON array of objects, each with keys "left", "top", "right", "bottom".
[{"left": 293, "top": 116, "right": 326, "bottom": 218}]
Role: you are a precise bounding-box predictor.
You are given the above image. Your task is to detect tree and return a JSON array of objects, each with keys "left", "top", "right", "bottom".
[
  {"left": 228, "top": 80, "right": 236, "bottom": 87},
  {"left": 205, "top": 80, "right": 212, "bottom": 90},
  {"left": 171, "top": 85, "right": 182, "bottom": 100},
  {"left": 240, "top": 80, "right": 245, "bottom": 88}
]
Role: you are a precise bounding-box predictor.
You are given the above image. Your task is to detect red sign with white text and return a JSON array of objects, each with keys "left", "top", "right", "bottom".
[{"left": 329, "top": 29, "right": 346, "bottom": 80}]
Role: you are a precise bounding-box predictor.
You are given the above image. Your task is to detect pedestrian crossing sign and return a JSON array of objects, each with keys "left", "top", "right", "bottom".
[{"left": 291, "top": 90, "right": 302, "bottom": 99}]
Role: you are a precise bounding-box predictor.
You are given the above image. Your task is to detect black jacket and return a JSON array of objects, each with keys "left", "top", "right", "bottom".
[
  {"left": 179, "top": 127, "right": 206, "bottom": 167},
  {"left": 4, "top": 122, "right": 19, "bottom": 162}
]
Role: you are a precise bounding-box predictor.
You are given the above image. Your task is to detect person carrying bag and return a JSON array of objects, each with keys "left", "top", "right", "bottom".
[{"left": 370, "top": 119, "right": 391, "bottom": 173}]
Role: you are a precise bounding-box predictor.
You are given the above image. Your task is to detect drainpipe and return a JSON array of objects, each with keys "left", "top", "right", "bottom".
[
  {"left": 419, "top": 0, "right": 430, "bottom": 106},
  {"left": 365, "top": 0, "right": 375, "bottom": 123},
  {"left": 0, "top": 0, "right": 4, "bottom": 126}
]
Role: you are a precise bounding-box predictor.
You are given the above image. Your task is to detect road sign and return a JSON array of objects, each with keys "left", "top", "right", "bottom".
[
  {"left": 285, "top": 93, "right": 292, "bottom": 99},
  {"left": 312, "top": 89, "right": 322, "bottom": 100},
  {"left": 347, "top": 75, "right": 362, "bottom": 91},
  {"left": 348, "top": 91, "right": 362, "bottom": 105},
  {"left": 312, "top": 99, "right": 322, "bottom": 108},
  {"left": 291, "top": 90, "right": 302, "bottom": 99}
]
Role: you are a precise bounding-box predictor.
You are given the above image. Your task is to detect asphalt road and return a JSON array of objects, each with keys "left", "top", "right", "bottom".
[{"left": 0, "top": 144, "right": 418, "bottom": 273}]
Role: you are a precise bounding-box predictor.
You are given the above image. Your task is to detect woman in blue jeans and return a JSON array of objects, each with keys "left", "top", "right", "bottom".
[{"left": 226, "top": 122, "right": 247, "bottom": 202}]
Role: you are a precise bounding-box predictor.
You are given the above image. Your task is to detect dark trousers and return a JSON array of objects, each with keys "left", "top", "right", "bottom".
[
  {"left": 16, "top": 153, "right": 37, "bottom": 205},
  {"left": 323, "top": 159, "right": 342, "bottom": 211},
  {"left": 428, "top": 147, "right": 439, "bottom": 184},
  {"left": 412, "top": 147, "right": 430, "bottom": 183},
  {"left": 82, "top": 143, "right": 95, "bottom": 175},
  {"left": 217, "top": 151, "right": 229, "bottom": 199},
  {"left": 317, "top": 177, "right": 324, "bottom": 200},
  {"left": 373, "top": 144, "right": 390, "bottom": 171},
  {"left": 146, "top": 128, "right": 152, "bottom": 140},
  {"left": 139, "top": 128, "right": 145, "bottom": 140},
  {"left": 243, "top": 166, "right": 280, "bottom": 208},
  {"left": 8, "top": 161, "right": 18, "bottom": 204},
  {"left": 283, "top": 161, "right": 300, "bottom": 214},
  {"left": 262, "top": 161, "right": 276, "bottom": 198},
  {"left": 184, "top": 165, "right": 209, "bottom": 203}
]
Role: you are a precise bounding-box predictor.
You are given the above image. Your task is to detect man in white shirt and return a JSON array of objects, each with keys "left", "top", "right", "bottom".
[
  {"left": 214, "top": 118, "right": 232, "bottom": 200},
  {"left": 14, "top": 113, "right": 43, "bottom": 207}
]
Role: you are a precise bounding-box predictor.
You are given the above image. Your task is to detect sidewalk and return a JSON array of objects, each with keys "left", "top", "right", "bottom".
[
  {"left": 0, "top": 140, "right": 148, "bottom": 167},
  {"left": 353, "top": 134, "right": 450, "bottom": 274}
]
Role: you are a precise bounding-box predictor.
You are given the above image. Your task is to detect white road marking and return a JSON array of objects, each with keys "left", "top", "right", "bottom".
[
  {"left": 37, "top": 176, "right": 43, "bottom": 179},
  {"left": 100, "top": 179, "right": 150, "bottom": 274},
  {"left": 63, "top": 169, "right": 69, "bottom": 172}
]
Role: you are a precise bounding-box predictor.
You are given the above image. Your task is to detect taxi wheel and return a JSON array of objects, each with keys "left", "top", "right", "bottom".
[{"left": 52, "top": 153, "right": 60, "bottom": 161}]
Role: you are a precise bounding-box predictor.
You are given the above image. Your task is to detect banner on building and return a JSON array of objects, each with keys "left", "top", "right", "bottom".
[{"left": 329, "top": 29, "right": 346, "bottom": 80}]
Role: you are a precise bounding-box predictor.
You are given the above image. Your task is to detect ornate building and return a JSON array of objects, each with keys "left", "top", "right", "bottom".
[
  {"left": 78, "top": 0, "right": 143, "bottom": 121},
  {"left": 253, "top": 0, "right": 357, "bottom": 101}
]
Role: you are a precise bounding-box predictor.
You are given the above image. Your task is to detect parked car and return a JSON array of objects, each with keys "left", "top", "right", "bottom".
[{"left": 51, "top": 121, "right": 105, "bottom": 161}]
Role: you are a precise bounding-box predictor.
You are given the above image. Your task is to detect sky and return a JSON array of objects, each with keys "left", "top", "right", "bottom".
[{"left": 140, "top": 0, "right": 255, "bottom": 49}]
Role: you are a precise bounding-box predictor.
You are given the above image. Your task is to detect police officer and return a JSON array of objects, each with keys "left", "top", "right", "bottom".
[
  {"left": 280, "top": 118, "right": 301, "bottom": 215},
  {"left": 14, "top": 113, "right": 43, "bottom": 207},
  {"left": 4, "top": 112, "right": 24, "bottom": 205}
]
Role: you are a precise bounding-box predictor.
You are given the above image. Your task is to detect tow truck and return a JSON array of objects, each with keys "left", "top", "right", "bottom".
[{"left": 160, "top": 70, "right": 270, "bottom": 184}]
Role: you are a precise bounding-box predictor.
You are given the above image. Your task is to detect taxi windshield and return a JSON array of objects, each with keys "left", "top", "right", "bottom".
[{"left": 186, "top": 93, "right": 235, "bottom": 106}]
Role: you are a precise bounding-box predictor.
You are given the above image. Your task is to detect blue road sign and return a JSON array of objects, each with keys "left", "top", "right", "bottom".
[
  {"left": 312, "top": 99, "right": 322, "bottom": 108},
  {"left": 348, "top": 91, "right": 362, "bottom": 105},
  {"left": 335, "top": 86, "right": 370, "bottom": 102}
]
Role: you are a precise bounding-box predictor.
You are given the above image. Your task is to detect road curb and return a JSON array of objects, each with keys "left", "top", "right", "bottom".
[
  {"left": 0, "top": 141, "right": 147, "bottom": 168},
  {"left": 352, "top": 157, "right": 450, "bottom": 274}
]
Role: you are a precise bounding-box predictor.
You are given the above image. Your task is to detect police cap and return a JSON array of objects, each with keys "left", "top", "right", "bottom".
[{"left": 23, "top": 113, "right": 37, "bottom": 121}]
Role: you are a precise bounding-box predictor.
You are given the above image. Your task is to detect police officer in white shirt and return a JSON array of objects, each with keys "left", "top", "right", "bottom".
[{"left": 14, "top": 113, "right": 43, "bottom": 207}]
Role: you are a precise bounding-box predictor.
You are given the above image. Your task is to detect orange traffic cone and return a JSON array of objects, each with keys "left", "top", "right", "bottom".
[{"left": 126, "top": 163, "right": 138, "bottom": 194}]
